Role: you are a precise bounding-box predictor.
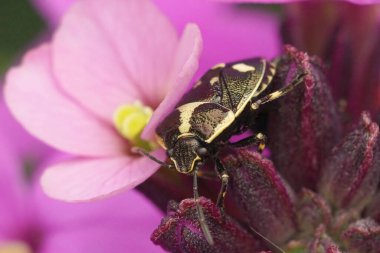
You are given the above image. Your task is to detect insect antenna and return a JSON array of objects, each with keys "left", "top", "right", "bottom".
[
  {"left": 131, "top": 147, "right": 174, "bottom": 170},
  {"left": 193, "top": 167, "right": 214, "bottom": 245},
  {"left": 249, "top": 226, "right": 286, "bottom": 253}
]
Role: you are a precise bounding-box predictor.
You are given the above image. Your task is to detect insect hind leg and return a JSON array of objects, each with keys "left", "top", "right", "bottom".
[{"left": 251, "top": 72, "right": 307, "bottom": 111}]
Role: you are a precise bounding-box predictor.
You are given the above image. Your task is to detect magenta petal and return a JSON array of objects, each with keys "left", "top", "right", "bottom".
[
  {"left": 342, "top": 218, "right": 380, "bottom": 253},
  {"left": 211, "top": 0, "right": 300, "bottom": 2},
  {"left": 154, "top": 0, "right": 281, "bottom": 76},
  {"left": 142, "top": 24, "right": 202, "bottom": 140},
  {"left": 40, "top": 149, "right": 165, "bottom": 201},
  {"left": 0, "top": 91, "right": 53, "bottom": 165},
  {"left": 0, "top": 134, "right": 28, "bottom": 240},
  {"left": 211, "top": 0, "right": 380, "bottom": 4},
  {"left": 34, "top": 189, "right": 165, "bottom": 253},
  {"left": 40, "top": 228, "right": 164, "bottom": 253},
  {"left": 151, "top": 198, "right": 263, "bottom": 253},
  {"left": 221, "top": 148, "right": 296, "bottom": 244},
  {"left": 53, "top": 0, "right": 179, "bottom": 121},
  {"left": 268, "top": 45, "right": 342, "bottom": 191},
  {"left": 4, "top": 44, "right": 126, "bottom": 157},
  {"left": 319, "top": 112, "right": 380, "bottom": 211}
]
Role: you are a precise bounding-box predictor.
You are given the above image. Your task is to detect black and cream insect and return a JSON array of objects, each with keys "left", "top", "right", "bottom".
[{"left": 139, "top": 57, "right": 305, "bottom": 245}]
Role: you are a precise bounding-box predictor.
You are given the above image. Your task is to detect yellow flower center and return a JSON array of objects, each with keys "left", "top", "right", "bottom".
[
  {"left": 0, "top": 241, "right": 32, "bottom": 253},
  {"left": 113, "top": 101, "right": 156, "bottom": 151}
]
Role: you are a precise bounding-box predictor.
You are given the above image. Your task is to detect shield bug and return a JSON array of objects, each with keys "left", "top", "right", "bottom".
[{"left": 137, "top": 57, "right": 306, "bottom": 245}]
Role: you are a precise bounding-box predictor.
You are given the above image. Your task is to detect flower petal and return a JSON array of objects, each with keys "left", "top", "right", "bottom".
[
  {"left": 32, "top": 0, "right": 74, "bottom": 27},
  {"left": 0, "top": 134, "right": 28, "bottom": 239},
  {"left": 319, "top": 112, "right": 380, "bottom": 211},
  {"left": 212, "top": 0, "right": 300, "bottom": 2},
  {"left": 211, "top": 0, "right": 380, "bottom": 4},
  {"left": 0, "top": 90, "right": 53, "bottom": 165},
  {"left": 53, "top": 0, "right": 178, "bottom": 121},
  {"left": 34, "top": 189, "right": 165, "bottom": 253},
  {"left": 142, "top": 24, "right": 202, "bottom": 140},
  {"left": 4, "top": 44, "right": 126, "bottom": 157},
  {"left": 220, "top": 148, "right": 296, "bottom": 244},
  {"left": 40, "top": 149, "right": 165, "bottom": 201},
  {"left": 151, "top": 198, "right": 263, "bottom": 253},
  {"left": 268, "top": 45, "right": 342, "bottom": 191},
  {"left": 342, "top": 218, "right": 380, "bottom": 253},
  {"left": 137, "top": 168, "right": 194, "bottom": 212},
  {"left": 154, "top": 0, "right": 281, "bottom": 75}
]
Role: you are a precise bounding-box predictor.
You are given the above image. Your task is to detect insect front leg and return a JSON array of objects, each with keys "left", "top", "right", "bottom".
[
  {"left": 215, "top": 159, "right": 229, "bottom": 211},
  {"left": 193, "top": 166, "right": 214, "bottom": 245},
  {"left": 197, "top": 170, "right": 219, "bottom": 180},
  {"left": 228, "top": 132, "right": 267, "bottom": 153}
]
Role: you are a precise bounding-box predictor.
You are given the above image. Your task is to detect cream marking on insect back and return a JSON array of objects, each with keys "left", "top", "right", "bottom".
[
  {"left": 178, "top": 102, "right": 207, "bottom": 133},
  {"left": 232, "top": 63, "right": 256, "bottom": 72},
  {"left": 210, "top": 76, "right": 219, "bottom": 86},
  {"left": 205, "top": 110, "right": 235, "bottom": 143},
  {"left": 211, "top": 63, "right": 226, "bottom": 70}
]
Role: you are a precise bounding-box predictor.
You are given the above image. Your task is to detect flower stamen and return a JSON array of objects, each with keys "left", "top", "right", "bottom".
[{"left": 113, "top": 101, "right": 156, "bottom": 151}]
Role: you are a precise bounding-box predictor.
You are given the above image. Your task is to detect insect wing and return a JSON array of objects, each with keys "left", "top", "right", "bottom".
[{"left": 219, "top": 58, "right": 268, "bottom": 114}]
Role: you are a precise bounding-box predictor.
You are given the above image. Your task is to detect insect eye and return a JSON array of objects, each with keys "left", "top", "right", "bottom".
[{"left": 197, "top": 147, "right": 208, "bottom": 156}]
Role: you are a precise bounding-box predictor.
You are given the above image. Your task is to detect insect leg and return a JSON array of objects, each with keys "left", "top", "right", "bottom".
[
  {"left": 228, "top": 132, "right": 267, "bottom": 153},
  {"left": 251, "top": 72, "right": 307, "bottom": 110},
  {"left": 193, "top": 168, "right": 214, "bottom": 245},
  {"left": 197, "top": 170, "right": 219, "bottom": 181},
  {"left": 215, "top": 159, "right": 229, "bottom": 210},
  {"left": 131, "top": 147, "right": 174, "bottom": 170}
]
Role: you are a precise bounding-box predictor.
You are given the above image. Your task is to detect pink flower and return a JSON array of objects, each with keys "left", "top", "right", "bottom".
[
  {"left": 6, "top": 0, "right": 281, "bottom": 202},
  {"left": 32, "top": 0, "right": 74, "bottom": 27},
  {"left": 5, "top": 0, "right": 202, "bottom": 201},
  {"left": 0, "top": 95, "right": 165, "bottom": 253},
  {"left": 214, "top": 0, "right": 380, "bottom": 4}
]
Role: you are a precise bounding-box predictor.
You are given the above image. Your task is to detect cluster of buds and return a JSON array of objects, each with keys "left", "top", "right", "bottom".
[{"left": 150, "top": 46, "right": 380, "bottom": 253}]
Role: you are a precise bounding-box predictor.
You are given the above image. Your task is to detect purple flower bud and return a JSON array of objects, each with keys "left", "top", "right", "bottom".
[
  {"left": 151, "top": 197, "right": 263, "bottom": 253},
  {"left": 220, "top": 148, "right": 296, "bottom": 244},
  {"left": 308, "top": 225, "right": 342, "bottom": 253},
  {"left": 268, "top": 45, "right": 341, "bottom": 191},
  {"left": 319, "top": 112, "right": 380, "bottom": 211},
  {"left": 342, "top": 218, "right": 380, "bottom": 253},
  {"left": 296, "top": 189, "right": 332, "bottom": 235}
]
